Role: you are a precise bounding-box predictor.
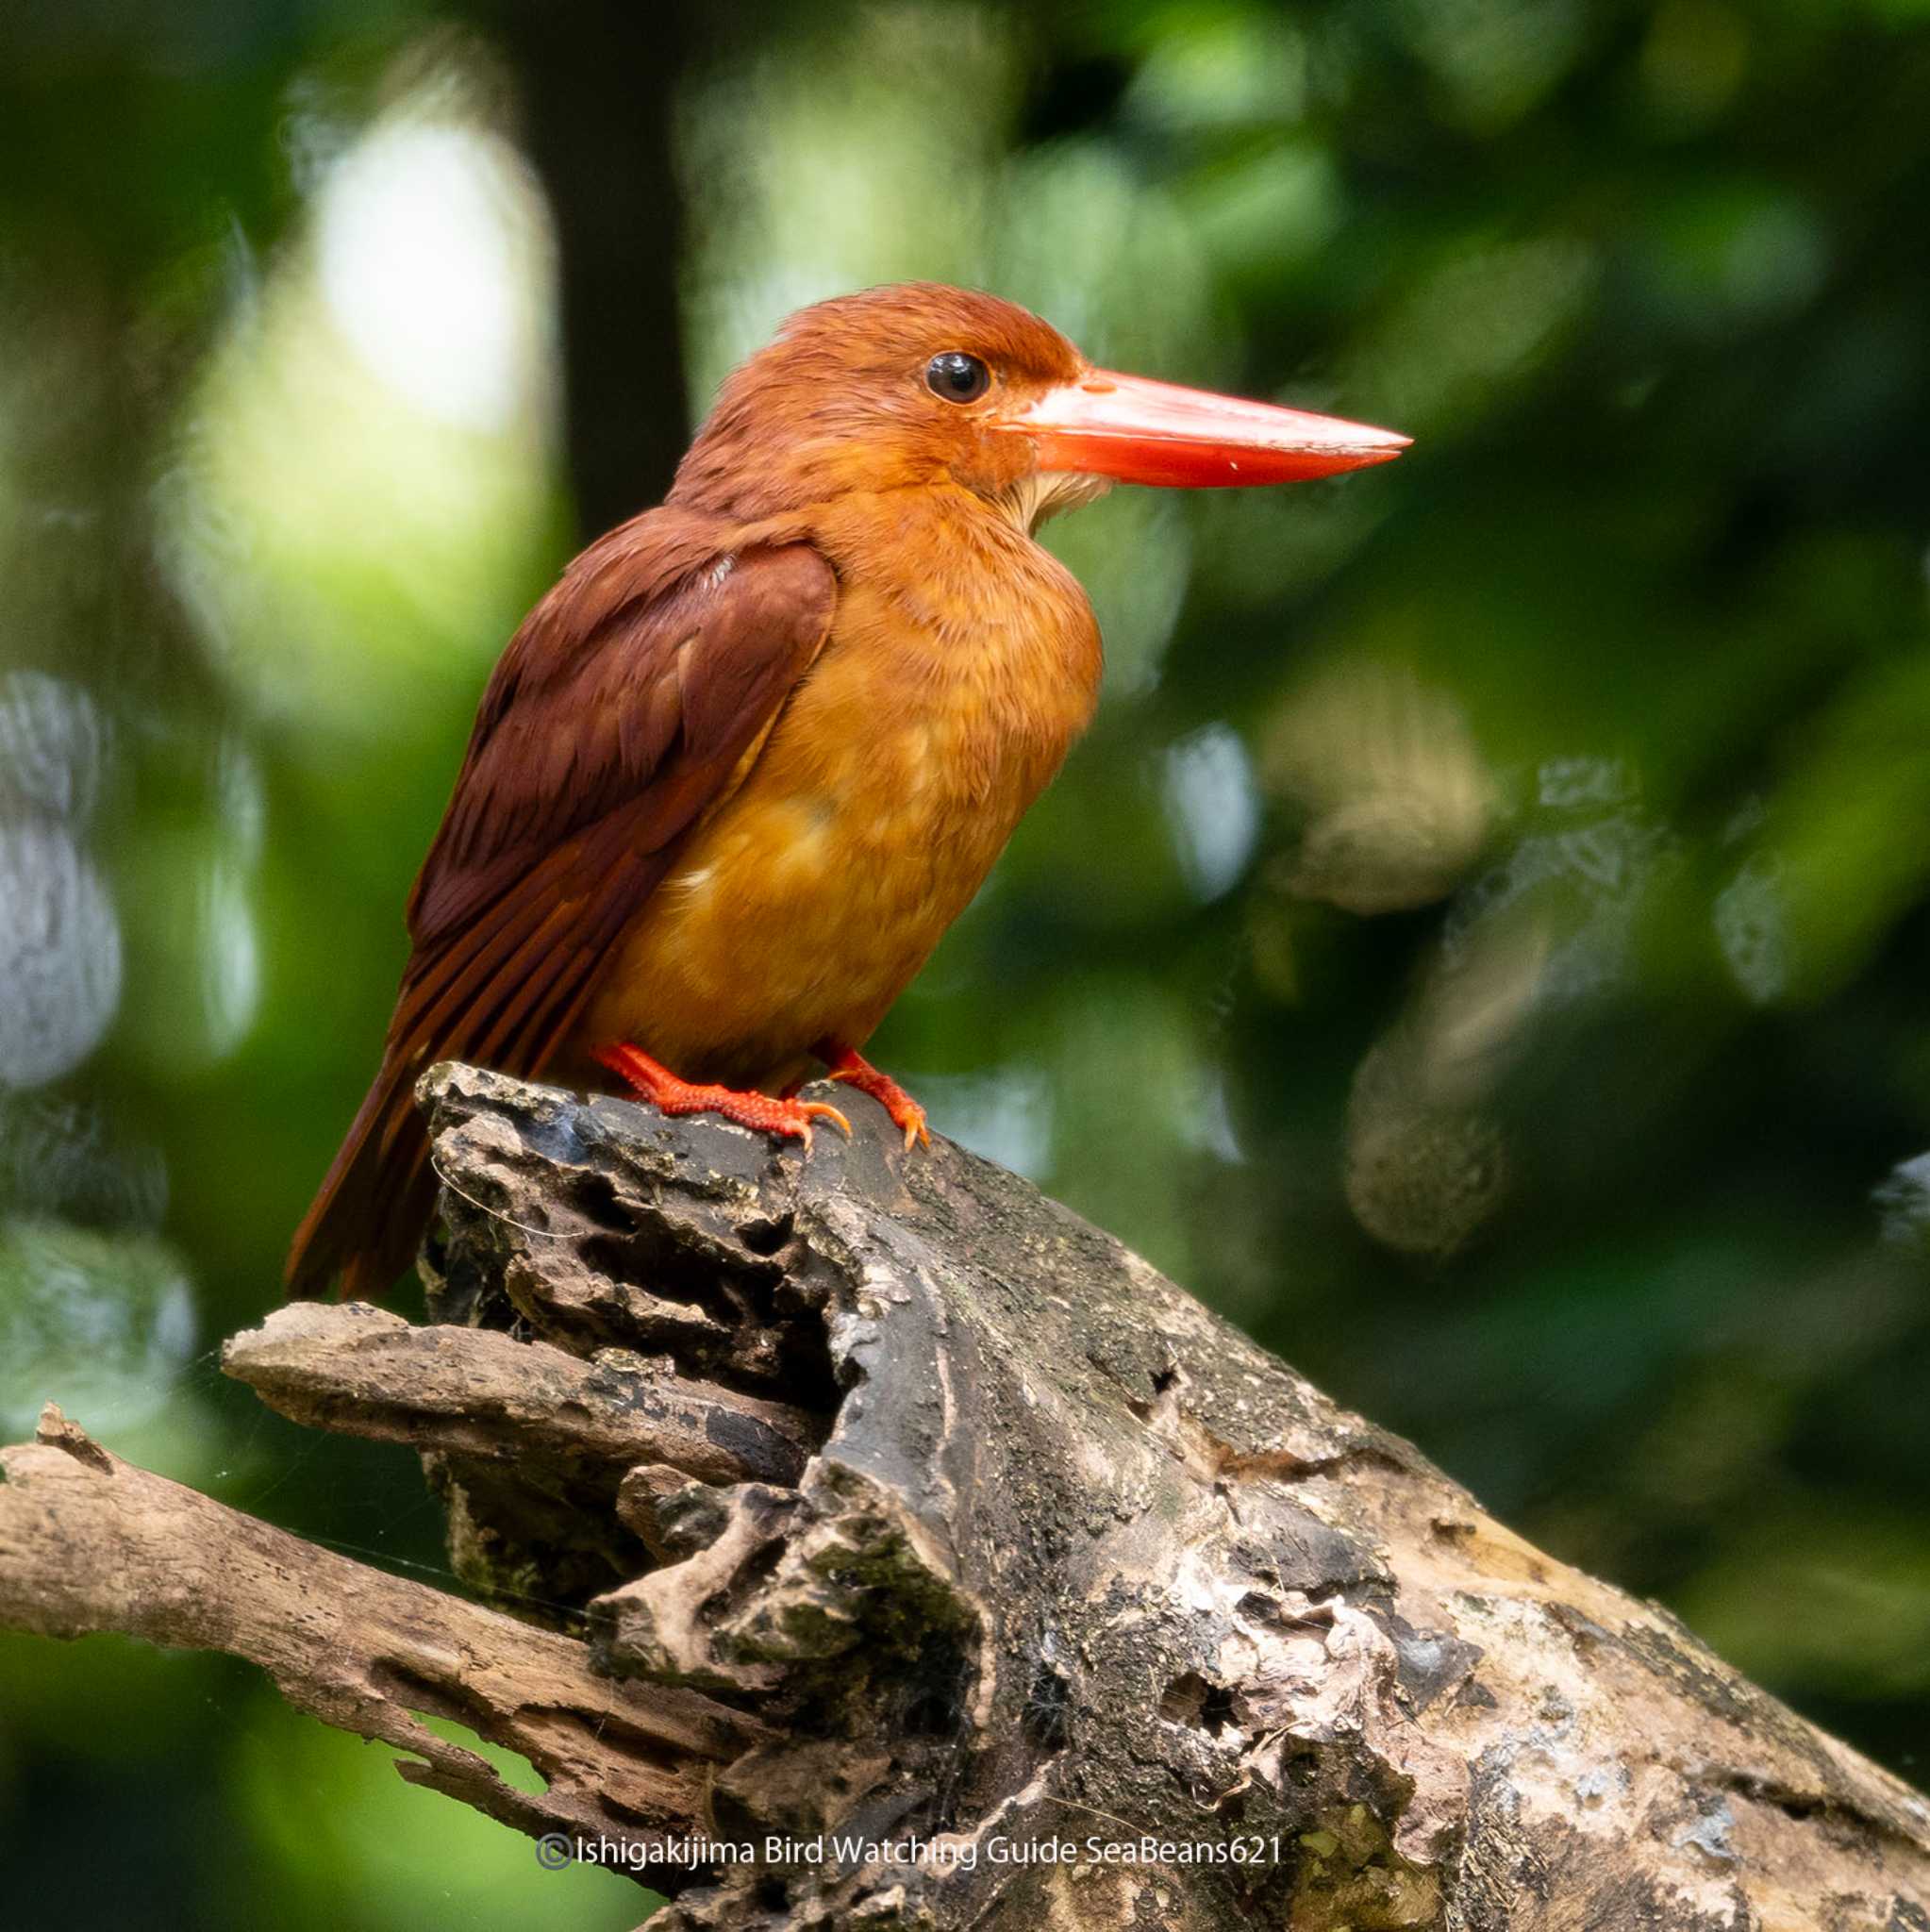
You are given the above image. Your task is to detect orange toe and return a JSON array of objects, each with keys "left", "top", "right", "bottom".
[
  {"left": 812, "top": 1041, "right": 932, "bottom": 1152},
  {"left": 592, "top": 1043, "right": 851, "bottom": 1149}
]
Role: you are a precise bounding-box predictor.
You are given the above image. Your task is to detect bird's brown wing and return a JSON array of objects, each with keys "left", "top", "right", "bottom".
[{"left": 286, "top": 509, "right": 838, "bottom": 1300}]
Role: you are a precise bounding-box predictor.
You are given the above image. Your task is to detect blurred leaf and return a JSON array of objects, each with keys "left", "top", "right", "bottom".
[{"left": 233, "top": 1698, "right": 646, "bottom": 1932}]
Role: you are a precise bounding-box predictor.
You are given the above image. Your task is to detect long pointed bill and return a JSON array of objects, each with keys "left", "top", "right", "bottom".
[{"left": 1007, "top": 369, "right": 1410, "bottom": 488}]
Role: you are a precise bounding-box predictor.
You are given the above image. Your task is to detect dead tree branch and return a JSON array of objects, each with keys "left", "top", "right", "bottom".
[
  {"left": 0, "top": 1407, "right": 763, "bottom": 1862},
  {"left": 2, "top": 1061, "right": 1926, "bottom": 1928}
]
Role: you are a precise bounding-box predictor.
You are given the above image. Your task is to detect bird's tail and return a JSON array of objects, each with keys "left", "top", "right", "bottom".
[{"left": 284, "top": 1049, "right": 440, "bottom": 1302}]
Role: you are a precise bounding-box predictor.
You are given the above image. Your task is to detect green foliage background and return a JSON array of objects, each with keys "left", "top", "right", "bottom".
[{"left": 1, "top": 1, "right": 1926, "bottom": 1924}]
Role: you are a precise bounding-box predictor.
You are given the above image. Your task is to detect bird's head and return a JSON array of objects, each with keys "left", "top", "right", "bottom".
[{"left": 670, "top": 282, "right": 1408, "bottom": 529}]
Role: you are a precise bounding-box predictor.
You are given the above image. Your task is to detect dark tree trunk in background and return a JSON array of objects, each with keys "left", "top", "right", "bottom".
[{"left": 480, "top": 0, "right": 697, "bottom": 532}]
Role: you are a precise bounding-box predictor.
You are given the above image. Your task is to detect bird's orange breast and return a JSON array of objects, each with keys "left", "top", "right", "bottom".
[{"left": 573, "top": 488, "right": 1103, "bottom": 1089}]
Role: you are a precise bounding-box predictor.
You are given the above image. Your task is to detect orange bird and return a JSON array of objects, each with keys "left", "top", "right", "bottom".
[{"left": 288, "top": 283, "right": 1407, "bottom": 1299}]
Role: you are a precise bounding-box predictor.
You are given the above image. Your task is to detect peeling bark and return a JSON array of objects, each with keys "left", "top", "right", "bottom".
[{"left": 2, "top": 1062, "right": 1926, "bottom": 1928}]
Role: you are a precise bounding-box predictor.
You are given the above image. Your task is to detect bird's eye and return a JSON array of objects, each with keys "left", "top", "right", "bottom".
[{"left": 925, "top": 351, "right": 990, "bottom": 404}]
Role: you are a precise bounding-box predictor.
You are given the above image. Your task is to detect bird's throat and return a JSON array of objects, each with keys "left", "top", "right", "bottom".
[{"left": 997, "top": 467, "right": 1114, "bottom": 535}]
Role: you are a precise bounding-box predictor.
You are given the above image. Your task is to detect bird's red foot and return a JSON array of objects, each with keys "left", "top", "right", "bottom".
[
  {"left": 592, "top": 1043, "right": 850, "bottom": 1149},
  {"left": 813, "top": 1040, "right": 932, "bottom": 1151}
]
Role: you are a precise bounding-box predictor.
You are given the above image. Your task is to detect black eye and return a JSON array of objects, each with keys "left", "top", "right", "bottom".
[{"left": 925, "top": 351, "right": 990, "bottom": 404}]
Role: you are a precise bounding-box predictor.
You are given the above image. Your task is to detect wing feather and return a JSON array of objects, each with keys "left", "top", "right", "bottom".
[{"left": 287, "top": 511, "right": 837, "bottom": 1298}]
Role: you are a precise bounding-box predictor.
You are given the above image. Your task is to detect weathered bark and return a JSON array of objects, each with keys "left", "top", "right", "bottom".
[
  {"left": 0, "top": 1405, "right": 766, "bottom": 1852},
  {"left": 2, "top": 1062, "right": 1926, "bottom": 1929}
]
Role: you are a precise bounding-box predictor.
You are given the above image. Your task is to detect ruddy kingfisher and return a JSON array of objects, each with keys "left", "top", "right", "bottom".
[{"left": 288, "top": 283, "right": 1408, "bottom": 1299}]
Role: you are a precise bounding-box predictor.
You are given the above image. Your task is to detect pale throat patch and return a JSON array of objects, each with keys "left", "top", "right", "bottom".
[{"left": 999, "top": 469, "right": 1113, "bottom": 535}]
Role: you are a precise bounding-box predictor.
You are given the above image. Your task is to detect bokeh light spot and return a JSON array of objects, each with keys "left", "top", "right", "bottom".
[
  {"left": 0, "top": 1220, "right": 196, "bottom": 1436},
  {"left": 317, "top": 120, "right": 547, "bottom": 432},
  {"left": 0, "top": 822, "right": 122, "bottom": 1090}
]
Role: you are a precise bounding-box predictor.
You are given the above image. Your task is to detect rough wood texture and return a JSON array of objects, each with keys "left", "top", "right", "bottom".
[
  {"left": 2, "top": 1061, "right": 1927, "bottom": 1929},
  {"left": 0, "top": 1405, "right": 765, "bottom": 1864}
]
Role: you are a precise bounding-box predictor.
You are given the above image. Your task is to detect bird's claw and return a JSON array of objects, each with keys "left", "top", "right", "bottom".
[
  {"left": 815, "top": 1043, "right": 931, "bottom": 1152},
  {"left": 593, "top": 1042, "right": 846, "bottom": 1153},
  {"left": 795, "top": 1098, "right": 853, "bottom": 1149}
]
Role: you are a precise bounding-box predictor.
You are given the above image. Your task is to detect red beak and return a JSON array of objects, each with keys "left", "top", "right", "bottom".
[{"left": 1008, "top": 368, "right": 1410, "bottom": 488}]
